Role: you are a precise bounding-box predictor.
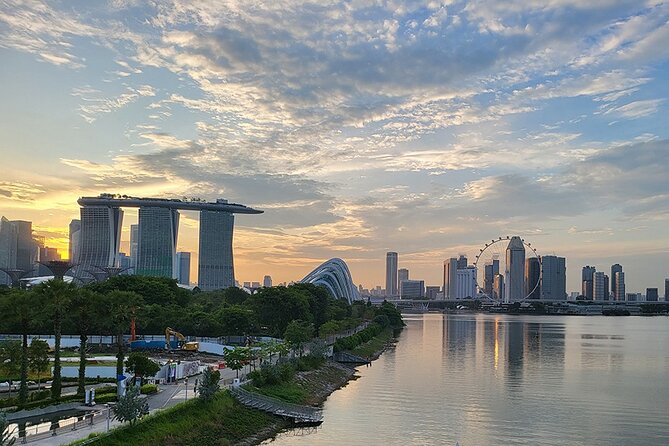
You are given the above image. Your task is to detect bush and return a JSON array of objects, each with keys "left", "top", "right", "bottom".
[
  {"left": 95, "top": 385, "right": 118, "bottom": 395},
  {"left": 140, "top": 384, "right": 158, "bottom": 395},
  {"left": 95, "top": 394, "right": 117, "bottom": 404},
  {"left": 334, "top": 323, "right": 383, "bottom": 352}
]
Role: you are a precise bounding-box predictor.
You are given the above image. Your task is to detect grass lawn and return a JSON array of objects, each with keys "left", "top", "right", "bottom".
[{"left": 245, "top": 382, "right": 308, "bottom": 404}]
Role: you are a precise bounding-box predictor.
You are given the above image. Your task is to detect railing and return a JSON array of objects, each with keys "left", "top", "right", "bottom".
[
  {"left": 12, "top": 407, "right": 113, "bottom": 444},
  {"left": 229, "top": 387, "right": 322, "bottom": 423}
]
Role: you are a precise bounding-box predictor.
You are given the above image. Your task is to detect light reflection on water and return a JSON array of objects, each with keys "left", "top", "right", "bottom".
[{"left": 263, "top": 313, "right": 669, "bottom": 446}]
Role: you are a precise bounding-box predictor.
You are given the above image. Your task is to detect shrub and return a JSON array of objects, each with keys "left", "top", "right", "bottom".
[{"left": 140, "top": 384, "right": 158, "bottom": 395}]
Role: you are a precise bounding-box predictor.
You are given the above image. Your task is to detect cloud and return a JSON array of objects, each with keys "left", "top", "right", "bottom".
[{"left": 603, "top": 99, "right": 664, "bottom": 119}]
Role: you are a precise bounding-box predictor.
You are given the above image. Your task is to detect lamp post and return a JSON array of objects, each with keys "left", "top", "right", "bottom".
[
  {"left": 105, "top": 403, "right": 110, "bottom": 432},
  {"left": 185, "top": 378, "right": 188, "bottom": 401}
]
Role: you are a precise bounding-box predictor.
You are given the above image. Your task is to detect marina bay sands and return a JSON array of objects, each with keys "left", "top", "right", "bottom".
[{"left": 75, "top": 194, "right": 263, "bottom": 291}]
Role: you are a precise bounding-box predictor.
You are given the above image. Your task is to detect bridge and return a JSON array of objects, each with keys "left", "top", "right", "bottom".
[{"left": 229, "top": 386, "right": 323, "bottom": 425}]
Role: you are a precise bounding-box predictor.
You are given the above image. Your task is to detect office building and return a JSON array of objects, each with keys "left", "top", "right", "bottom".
[
  {"left": 505, "top": 236, "right": 525, "bottom": 302},
  {"left": 118, "top": 252, "right": 132, "bottom": 271},
  {"left": 615, "top": 272, "right": 625, "bottom": 301},
  {"left": 593, "top": 271, "right": 607, "bottom": 301},
  {"left": 525, "top": 257, "right": 540, "bottom": 299},
  {"left": 443, "top": 257, "right": 458, "bottom": 300},
  {"left": 78, "top": 206, "right": 124, "bottom": 269},
  {"left": 484, "top": 259, "right": 499, "bottom": 297},
  {"left": 611, "top": 264, "right": 622, "bottom": 299},
  {"left": 493, "top": 274, "right": 504, "bottom": 300},
  {"left": 665, "top": 278, "right": 669, "bottom": 301},
  {"left": 386, "top": 252, "right": 398, "bottom": 297},
  {"left": 400, "top": 279, "right": 424, "bottom": 299},
  {"left": 12, "top": 220, "right": 35, "bottom": 273},
  {"left": 398, "top": 268, "right": 409, "bottom": 283},
  {"left": 457, "top": 255, "right": 468, "bottom": 269},
  {"left": 263, "top": 275, "right": 272, "bottom": 288},
  {"left": 582, "top": 266, "right": 596, "bottom": 300},
  {"left": 541, "top": 255, "right": 566, "bottom": 300},
  {"left": 199, "top": 210, "right": 235, "bottom": 290},
  {"left": 130, "top": 224, "right": 139, "bottom": 268},
  {"left": 176, "top": 252, "right": 191, "bottom": 285},
  {"left": 425, "top": 286, "right": 440, "bottom": 300},
  {"left": 646, "top": 288, "right": 658, "bottom": 302},
  {"left": 456, "top": 266, "right": 477, "bottom": 299},
  {"left": 626, "top": 292, "right": 638, "bottom": 302},
  {"left": 0, "top": 217, "right": 18, "bottom": 285},
  {"left": 68, "top": 219, "right": 81, "bottom": 263},
  {"left": 136, "top": 207, "right": 179, "bottom": 278}
]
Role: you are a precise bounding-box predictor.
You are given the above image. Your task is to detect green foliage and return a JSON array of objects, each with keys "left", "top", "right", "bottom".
[
  {"left": 248, "top": 362, "right": 295, "bottom": 387},
  {"left": 197, "top": 368, "right": 220, "bottom": 402},
  {"left": 218, "top": 306, "right": 257, "bottom": 336},
  {"left": 28, "top": 339, "right": 50, "bottom": 388},
  {"left": 140, "top": 384, "right": 158, "bottom": 395},
  {"left": 333, "top": 323, "right": 383, "bottom": 352},
  {"left": 283, "top": 320, "right": 314, "bottom": 356},
  {"left": 125, "top": 353, "right": 160, "bottom": 381},
  {"left": 222, "top": 347, "right": 250, "bottom": 378},
  {"left": 0, "top": 411, "right": 16, "bottom": 446},
  {"left": 113, "top": 385, "right": 149, "bottom": 425},
  {"left": 373, "top": 314, "right": 390, "bottom": 328}
]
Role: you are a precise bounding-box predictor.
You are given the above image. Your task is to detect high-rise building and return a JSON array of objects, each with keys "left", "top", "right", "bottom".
[
  {"left": 493, "top": 274, "right": 504, "bottom": 300},
  {"left": 136, "top": 207, "right": 179, "bottom": 278},
  {"left": 603, "top": 274, "right": 609, "bottom": 301},
  {"left": 0, "top": 217, "right": 18, "bottom": 285},
  {"left": 443, "top": 257, "right": 458, "bottom": 300},
  {"left": 646, "top": 288, "right": 658, "bottom": 302},
  {"left": 457, "top": 255, "right": 468, "bottom": 269},
  {"left": 68, "top": 219, "right": 81, "bottom": 263},
  {"left": 78, "top": 206, "right": 124, "bottom": 270},
  {"left": 36, "top": 247, "right": 61, "bottom": 276},
  {"left": 614, "top": 271, "right": 625, "bottom": 301},
  {"left": 263, "top": 275, "right": 272, "bottom": 288},
  {"left": 484, "top": 259, "right": 499, "bottom": 297},
  {"left": 12, "top": 220, "right": 35, "bottom": 273},
  {"left": 525, "top": 257, "right": 540, "bottom": 299},
  {"left": 385, "top": 252, "right": 398, "bottom": 297},
  {"left": 118, "top": 252, "right": 132, "bottom": 271},
  {"left": 251, "top": 281, "right": 260, "bottom": 289},
  {"left": 581, "top": 266, "right": 596, "bottom": 300},
  {"left": 425, "top": 286, "right": 440, "bottom": 300},
  {"left": 199, "top": 210, "right": 235, "bottom": 290},
  {"left": 593, "top": 271, "right": 607, "bottom": 301},
  {"left": 665, "top": 278, "right": 669, "bottom": 302},
  {"left": 456, "top": 266, "right": 477, "bottom": 299},
  {"left": 176, "top": 252, "right": 191, "bottom": 285},
  {"left": 541, "top": 255, "right": 566, "bottom": 300},
  {"left": 400, "top": 279, "right": 424, "bottom": 299},
  {"left": 130, "top": 224, "right": 139, "bottom": 268},
  {"left": 505, "top": 236, "right": 525, "bottom": 302},
  {"left": 611, "top": 264, "right": 622, "bottom": 298},
  {"left": 398, "top": 268, "right": 409, "bottom": 283}
]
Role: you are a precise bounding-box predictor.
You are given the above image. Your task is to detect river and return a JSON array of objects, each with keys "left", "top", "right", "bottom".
[{"left": 263, "top": 313, "right": 669, "bottom": 446}]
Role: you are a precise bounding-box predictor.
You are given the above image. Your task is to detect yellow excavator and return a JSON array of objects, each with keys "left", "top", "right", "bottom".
[{"left": 165, "top": 327, "right": 199, "bottom": 352}]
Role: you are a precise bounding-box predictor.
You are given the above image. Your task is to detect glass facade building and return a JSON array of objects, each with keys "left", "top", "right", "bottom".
[
  {"left": 136, "top": 207, "right": 179, "bottom": 278},
  {"left": 198, "top": 210, "right": 235, "bottom": 290},
  {"left": 79, "top": 206, "right": 124, "bottom": 270}
]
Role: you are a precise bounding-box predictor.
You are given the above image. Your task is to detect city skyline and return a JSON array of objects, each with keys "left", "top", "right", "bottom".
[{"left": 1, "top": 1, "right": 668, "bottom": 291}]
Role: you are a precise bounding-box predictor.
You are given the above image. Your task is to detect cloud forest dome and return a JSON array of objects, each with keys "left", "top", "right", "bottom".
[
  {"left": 301, "top": 258, "right": 361, "bottom": 305},
  {"left": 1, "top": 1, "right": 669, "bottom": 291}
]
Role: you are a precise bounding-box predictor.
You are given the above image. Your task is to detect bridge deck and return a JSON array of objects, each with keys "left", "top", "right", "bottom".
[{"left": 229, "top": 386, "right": 323, "bottom": 424}]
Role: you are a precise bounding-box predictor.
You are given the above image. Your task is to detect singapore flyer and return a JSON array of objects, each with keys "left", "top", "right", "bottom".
[{"left": 473, "top": 236, "right": 541, "bottom": 302}]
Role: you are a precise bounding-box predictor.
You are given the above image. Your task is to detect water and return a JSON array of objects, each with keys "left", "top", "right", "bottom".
[{"left": 264, "top": 313, "right": 669, "bottom": 446}]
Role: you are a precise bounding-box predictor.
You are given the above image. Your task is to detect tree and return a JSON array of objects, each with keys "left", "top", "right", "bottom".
[
  {"left": 223, "top": 347, "right": 250, "bottom": 378},
  {"left": 0, "top": 290, "right": 34, "bottom": 406},
  {"left": 34, "top": 279, "right": 74, "bottom": 400},
  {"left": 113, "top": 385, "right": 148, "bottom": 426},
  {"left": 104, "top": 291, "right": 143, "bottom": 379},
  {"left": 218, "top": 306, "right": 256, "bottom": 336},
  {"left": 0, "top": 411, "right": 16, "bottom": 446},
  {"left": 125, "top": 353, "right": 160, "bottom": 385},
  {"left": 318, "top": 320, "right": 340, "bottom": 338},
  {"left": 70, "top": 289, "right": 102, "bottom": 395},
  {"left": 28, "top": 339, "right": 50, "bottom": 390},
  {"left": 0, "top": 341, "right": 20, "bottom": 399},
  {"left": 197, "top": 368, "right": 220, "bottom": 401},
  {"left": 284, "top": 320, "right": 314, "bottom": 357}
]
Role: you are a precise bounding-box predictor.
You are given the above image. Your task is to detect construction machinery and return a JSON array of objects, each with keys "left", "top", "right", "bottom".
[{"left": 165, "top": 327, "right": 199, "bottom": 352}]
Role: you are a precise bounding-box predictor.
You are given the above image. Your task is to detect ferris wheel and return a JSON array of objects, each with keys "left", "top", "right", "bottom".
[{"left": 473, "top": 236, "right": 541, "bottom": 301}]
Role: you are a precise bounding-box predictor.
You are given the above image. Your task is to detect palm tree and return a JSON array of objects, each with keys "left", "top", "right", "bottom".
[
  {"left": 104, "top": 291, "right": 142, "bottom": 378},
  {"left": 1, "top": 289, "right": 34, "bottom": 407},
  {"left": 35, "top": 279, "right": 74, "bottom": 401},
  {"left": 70, "top": 289, "right": 102, "bottom": 396}
]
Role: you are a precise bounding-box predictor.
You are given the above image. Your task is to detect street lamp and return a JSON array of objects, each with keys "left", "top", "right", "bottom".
[
  {"left": 185, "top": 378, "right": 188, "bottom": 401},
  {"left": 105, "top": 403, "right": 110, "bottom": 432}
]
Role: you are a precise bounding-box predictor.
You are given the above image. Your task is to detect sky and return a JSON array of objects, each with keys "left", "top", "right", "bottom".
[{"left": 1, "top": 0, "right": 668, "bottom": 294}]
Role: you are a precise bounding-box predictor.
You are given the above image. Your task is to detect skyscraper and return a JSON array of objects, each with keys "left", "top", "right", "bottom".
[
  {"left": 611, "top": 264, "right": 622, "bottom": 298},
  {"left": 665, "top": 278, "right": 669, "bottom": 302},
  {"left": 136, "top": 207, "right": 179, "bottom": 278},
  {"left": 130, "top": 224, "right": 139, "bottom": 268},
  {"left": 456, "top": 266, "right": 477, "bottom": 299},
  {"left": 540, "top": 255, "right": 566, "bottom": 300},
  {"left": 398, "top": 268, "right": 409, "bottom": 283},
  {"left": 443, "top": 257, "right": 458, "bottom": 300},
  {"left": 68, "top": 219, "right": 81, "bottom": 263},
  {"left": 505, "top": 236, "right": 525, "bottom": 302},
  {"left": 615, "top": 271, "right": 625, "bottom": 301},
  {"left": 0, "top": 217, "right": 18, "bottom": 285},
  {"left": 525, "top": 257, "right": 540, "bottom": 299},
  {"left": 78, "top": 206, "right": 124, "bottom": 270},
  {"left": 646, "top": 288, "right": 658, "bottom": 302},
  {"left": 199, "top": 210, "right": 235, "bottom": 290},
  {"left": 582, "top": 266, "right": 596, "bottom": 300},
  {"left": 456, "top": 255, "right": 468, "bottom": 269},
  {"left": 385, "top": 252, "right": 398, "bottom": 297},
  {"left": 12, "top": 220, "right": 35, "bottom": 273},
  {"left": 400, "top": 279, "right": 424, "bottom": 299},
  {"left": 263, "top": 275, "right": 272, "bottom": 288},
  {"left": 493, "top": 274, "right": 504, "bottom": 300},
  {"left": 484, "top": 259, "right": 499, "bottom": 297},
  {"left": 176, "top": 252, "right": 191, "bottom": 285},
  {"left": 593, "top": 271, "right": 607, "bottom": 301}
]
